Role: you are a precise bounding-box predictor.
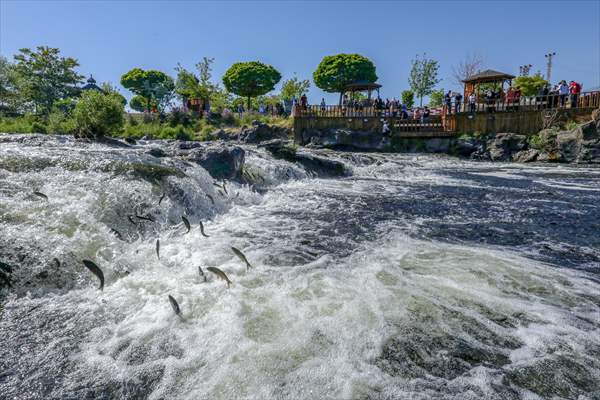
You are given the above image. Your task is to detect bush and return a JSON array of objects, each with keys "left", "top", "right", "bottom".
[
  {"left": 47, "top": 109, "right": 76, "bottom": 134},
  {"left": 73, "top": 91, "right": 124, "bottom": 138}
]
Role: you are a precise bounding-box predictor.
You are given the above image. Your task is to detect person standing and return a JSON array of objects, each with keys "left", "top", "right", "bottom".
[
  {"left": 445, "top": 90, "right": 452, "bottom": 114},
  {"left": 569, "top": 81, "right": 581, "bottom": 108},
  {"left": 421, "top": 106, "right": 430, "bottom": 123},
  {"left": 454, "top": 92, "right": 463, "bottom": 113},
  {"left": 558, "top": 80, "right": 569, "bottom": 107},
  {"left": 300, "top": 93, "right": 308, "bottom": 111},
  {"left": 237, "top": 103, "right": 244, "bottom": 118},
  {"left": 468, "top": 92, "right": 476, "bottom": 113}
]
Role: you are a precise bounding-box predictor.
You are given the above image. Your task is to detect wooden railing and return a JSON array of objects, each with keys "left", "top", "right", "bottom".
[{"left": 295, "top": 90, "right": 600, "bottom": 118}]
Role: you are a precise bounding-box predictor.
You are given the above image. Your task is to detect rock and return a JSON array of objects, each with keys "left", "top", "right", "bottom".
[
  {"left": 185, "top": 142, "right": 245, "bottom": 179},
  {"left": 453, "top": 138, "right": 480, "bottom": 157},
  {"left": 124, "top": 137, "right": 137, "bottom": 145},
  {"left": 294, "top": 151, "right": 348, "bottom": 177},
  {"left": 512, "top": 149, "right": 539, "bottom": 163},
  {"left": 487, "top": 132, "right": 528, "bottom": 161},
  {"left": 239, "top": 122, "right": 290, "bottom": 143},
  {"left": 177, "top": 141, "right": 202, "bottom": 150},
  {"left": 304, "top": 128, "right": 391, "bottom": 151},
  {"left": 147, "top": 147, "right": 167, "bottom": 158},
  {"left": 424, "top": 138, "right": 451, "bottom": 153},
  {"left": 556, "top": 130, "right": 580, "bottom": 162}
]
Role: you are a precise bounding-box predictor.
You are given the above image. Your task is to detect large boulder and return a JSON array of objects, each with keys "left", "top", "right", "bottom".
[
  {"left": 262, "top": 140, "right": 348, "bottom": 177},
  {"left": 185, "top": 142, "right": 245, "bottom": 179},
  {"left": 513, "top": 149, "right": 539, "bottom": 163},
  {"left": 239, "top": 122, "right": 290, "bottom": 143},
  {"left": 304, "top": 128, "right": 390, "bottom": 151},
  {"left": 487, "top": 132, "right": 528, "bottom": 161}
]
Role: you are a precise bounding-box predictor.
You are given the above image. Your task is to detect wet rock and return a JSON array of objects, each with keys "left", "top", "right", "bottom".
[
  {"left": 487, "top": 132, "right": 527, "bottom": 161},
  {"left": 453, "top": 138, "right": 480, "bottom": 157},
  {"left": 185, "top": 142, "right": 245, "bottom": 179},
  {"left": 512, "top": 148, "right": 539, "bottom": 163},
  {"left": 304, "top": 128, "right": 390, "bottom": 151},
  {"left": 177, "top": 141, "right": 202, "bottom": 150},
  {"left": 147, "top": 147, "right": 167, "bottom": 158},
  {"left": 424, "top": 138, "right": 451, "bottom": 153},
  {"left": 239, "top": 122, "right": 290, "bottom": 143}
]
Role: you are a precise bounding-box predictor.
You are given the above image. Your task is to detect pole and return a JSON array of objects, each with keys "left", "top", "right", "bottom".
[{"left": 545, "top": 52, "right": 556, "bottom": 83}]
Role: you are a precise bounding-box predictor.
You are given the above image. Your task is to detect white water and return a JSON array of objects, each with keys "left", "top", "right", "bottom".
[{"left": 0, "top": 135, "right": 599, "bottom": 399}]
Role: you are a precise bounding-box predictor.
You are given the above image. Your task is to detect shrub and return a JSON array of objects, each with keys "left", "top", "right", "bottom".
[
  {"left": 72, "top": 91, "right": 124, "bottom": 138},
  {"left": 47, "top": 109, "right": 76, "bottom": 134}
]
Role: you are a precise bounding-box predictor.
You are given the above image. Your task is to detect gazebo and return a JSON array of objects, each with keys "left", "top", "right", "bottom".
[
  {"left": 81, "top": 75, "right": 104, "bottom": 93},
  {"left": 462, "top": 69, "right": 515, "bottom": 99},
  {"left": 343, "top": 81, "right": 382, "bottom": 103}
]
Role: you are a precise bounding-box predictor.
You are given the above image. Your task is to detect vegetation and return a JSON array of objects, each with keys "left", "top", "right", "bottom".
[
  {"left": 513, "top": 73, "right": 549, "bottom": 97},
  {"left": 409, "top": 53, "right": 441, "bottom": 106},
  {"left": 2, "top": 47, "right": 82, "bottom": 115},
  {"left": 451, "top": 52, "right": 484, "bottom": 87},
  {"left": 72, "top": 91, "right": 124, "bottom": 138},
  {"left": 428, "top": 89, "right": 444, "bottom": 107},
  {"left": 313, "top": 53, "right": 377, "bottom": 104},
  {"left": 120, "top": 68, "right": 174, "bottom": 112},
  {"left": 401, "top": 90, "right": 414, "bottom": 109},
  {"left": 280, "top": 76, "right": 310, "bottom": 101},
  {"left": 222, "top": 61, "right": 282, "bottom": 110}
]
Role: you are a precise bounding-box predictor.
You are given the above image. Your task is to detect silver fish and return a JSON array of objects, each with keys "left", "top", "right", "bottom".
[
  {"left": 168, "top": 294, "right": 183, "bottom": 318},
  {"left": 109, "top": 228, "right": 123, "bottom": 240},
  {"left": 158, "top": 192, "right": 166, "bottom": 205},
  {"left": 206, "top": 194, "right": 215, "bottom": 205},
  {"left": 82, "top": 259, "right": 104, "bottom": 290},
  {"left": 198, "top": 266, "right": 207, "bottom": 282},
  {"left": 182, "top": 216, "right": 191, "bottom": 234},
  {"left": 53, "top": 258, "right": 60, "bottom": 268},
  {"left": 199, "top": 221, "right": 209, "bottom": 237},
  {"left": 33, "top": 191, "right": 48, "bottom": 200},
  {"left": 231, "top": 247, "right": 252, "bottom": 270},
  {"left": 221, "top": 181, "right": 228, "bottom": 194},
  {"left": 207, "top": 267, "right": 231, "bottom": 288},
  {"left": 136, "top": 214, "right": 155, "bottom": 222},
  {"left": 127, "top": 215, "right": 137, "bottom": 224},
  {"left": 156, "top": 239, "right": 160, "bottom": 259}
]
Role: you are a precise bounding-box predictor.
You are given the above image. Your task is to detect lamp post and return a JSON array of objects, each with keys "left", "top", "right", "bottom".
[
  {"left": 545, "top": 52, "right": 556, "bottom": 83},
  {"left": 519, "top": 64, "right": 532, "bottom": 77}
]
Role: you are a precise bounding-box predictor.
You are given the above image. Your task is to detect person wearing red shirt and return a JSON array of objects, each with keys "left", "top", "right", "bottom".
[{"left": 569, "top": 81, "right": 582, "bottom": 108}]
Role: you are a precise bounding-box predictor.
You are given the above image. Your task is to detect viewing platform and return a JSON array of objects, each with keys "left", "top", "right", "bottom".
[{"left": 293, "top": 90, "right": 600, "bottom": 145}]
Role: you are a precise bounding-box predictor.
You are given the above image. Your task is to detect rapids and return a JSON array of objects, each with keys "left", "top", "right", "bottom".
[{"left": 0, "top": 134, "right": 599, "bottom": 400}]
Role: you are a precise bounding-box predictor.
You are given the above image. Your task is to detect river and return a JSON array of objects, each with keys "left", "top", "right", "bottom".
[{"left": 0, "top": 134, "right": 599, "bottom": 399}]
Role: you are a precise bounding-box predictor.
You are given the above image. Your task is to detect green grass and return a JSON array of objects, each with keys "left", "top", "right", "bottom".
[{"left": 0, "top": 113, "right": 291, "bottom": 141}]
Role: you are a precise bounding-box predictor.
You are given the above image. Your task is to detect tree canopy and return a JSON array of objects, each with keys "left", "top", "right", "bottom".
[
  {"left": 313, "top": 54, "right": 377, "bottom": 103},
  {"left": 222, "top": 61, "right": 281, "bottom": 109},
  {"left": 428, "top": 89, "right": 444, "bottom": 107},
  {"left": 401, "top": 90, "right": 414, "bottom": 109},
  {"left": 73, "top": 90, "right": 124, "bottom": 138},
  {"left": 409, "top": 53, "right": 441, "bottom": 107},
  {"left": 11, "top": 46, "right": 83, "bottom": 114},
  {"left": 120, "top": 68, "right": 174, "bottom": 112},
  {"left": 280, "top": 76, "right": 310, "bottom": 101},
  {"left": 513, "top": 73, "right": 549, "bottom": 97}
]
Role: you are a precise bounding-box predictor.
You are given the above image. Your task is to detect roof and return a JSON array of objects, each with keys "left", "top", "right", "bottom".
[
  {"left": 343, "top": 81, "right": 382, "bottom": 91},
  {"left": 81, "top": 75, "right": 104, "bottom": 93},
  {"left": 462, "top": 69, "right": 515, "bottom": 83}
]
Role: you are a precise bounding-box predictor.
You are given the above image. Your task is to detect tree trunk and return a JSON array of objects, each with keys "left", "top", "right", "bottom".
[
  {"left": 338, "top": 92, "right": 343, "bottom": 106},
  {"left": 420, "top": 95, "right": 423, "bottom": 107}
]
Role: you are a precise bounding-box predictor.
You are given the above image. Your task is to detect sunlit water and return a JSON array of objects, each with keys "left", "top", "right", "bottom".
[{"left": 0, "top": 134, "right": 599, "bottom": 400}]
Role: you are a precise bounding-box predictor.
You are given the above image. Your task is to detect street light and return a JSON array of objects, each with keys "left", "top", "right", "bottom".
[{"left": 545, "top": 52, "right": 556, "bottom": 83}]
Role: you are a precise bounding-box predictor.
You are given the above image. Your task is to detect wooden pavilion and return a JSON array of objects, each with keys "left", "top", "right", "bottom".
[
  {"left": 462, "top": 69, "right": 515, "bottom": 99},
  {"left": 343, "top": 81, "right": 382, "bottom": 103}
]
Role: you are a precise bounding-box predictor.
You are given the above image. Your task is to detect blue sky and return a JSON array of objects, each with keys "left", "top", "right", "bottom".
[{"left": 1, "top": 0, "right": 599, "bottom": 104}]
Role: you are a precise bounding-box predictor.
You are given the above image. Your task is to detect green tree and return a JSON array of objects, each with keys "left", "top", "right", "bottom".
[
  {"left": 313, "top": 53, "right": 377, "bottom": 105},
  {"left": 129, "top": 95, "right": 154, "bottom": 112},
  {"left": 100, "top": 82, "right": 127, "bottom": 106},
  {"left": 428, "top": 89, "right": 444, "bottom": 107},
  {"left": 120, "top": 68, "right": 174, "bottom": 112},
  {"left": 409, "top": 53, "right": 441, "bottom": 107},
  {"left": 73, "top": 91, "right": 124, "bottom": 138},
  {"left": 0, "top": 56, "right": 21, "bottom": 113},
  {"left": 280, "top": 76, "right": 310, "bottom": 101},
  {"left": 222, "top": 61, "right": 281, "bottom": 110},
  {"left": 401, "top": 90, "right": 414, "bottom": 108},
  {"left": 12, "top": 46, "right": 83, "bottom": 114},
  {"left": 513, "top": 73, "right": 549, "bottom": 97}
]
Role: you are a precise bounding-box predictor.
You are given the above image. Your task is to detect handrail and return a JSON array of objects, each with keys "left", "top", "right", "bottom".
[{"left": 294, "top": 90, "right": 600, "bottom": 118}]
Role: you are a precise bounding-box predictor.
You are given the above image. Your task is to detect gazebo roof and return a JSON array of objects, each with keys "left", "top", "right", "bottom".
[
  {"left": 462, "top": 69, "right": 515, "bottom": 83},
  {"left": 81, "top": 75, "right": 104, "bottom": 92},
  {"left": 343, "top": 81, "right": 382, "bottom": 91}
]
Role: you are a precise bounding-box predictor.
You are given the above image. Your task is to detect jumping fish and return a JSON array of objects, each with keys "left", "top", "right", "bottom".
[
  {"left": 221, "top": 181, "right": 228, "bottom": 194},
  {"left": 109, "top": 228, "right": 123, "bottom": 241},
  {"left": 158, "top": 192, "right": 166, "bottom": 205},
  {"left": 231, "top": 247, "right": 252, "bottom": 270},
  {"left": 168, "top": 294, "right": 183, "bottom": 318},
  {"left": 136, "top": 214, "right": 155, "bottom": 222},
  {"left": 198, "top": 266, "right": 207, "bottom": 282},
  {"left": 206, "top": 194, "right": 215, "bottom": 205},
  {"left": 82, "top": 259, "right": 104, "bottom": 291},
  {"left": 217, "top": 190, "right": 225, "bottom": 197},
  {"left": 53, "top": 258, "right": 60, "bottom": 268},
  {"left": 127, "top": 215, "right": 137, "bottom": 224},
  {"left": 207, "top": 267, "right": 231, "bottom": 288},
  {"left": 156, "top": 239, "right": 160, "bottom": 259},
  {"left": 33, "top": 191, "right": 48, "bottom": 200},
  {"left": 199, "top": 221, "right": 209, "bottom": 237},
  {"left": 182, "top": 216, "right": 191, "bottom": 234}
]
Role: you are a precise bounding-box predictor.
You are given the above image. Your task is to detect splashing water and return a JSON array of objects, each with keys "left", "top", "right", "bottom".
[{"left": 0, "top": 134, "right": 599, "bottom": 399}]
